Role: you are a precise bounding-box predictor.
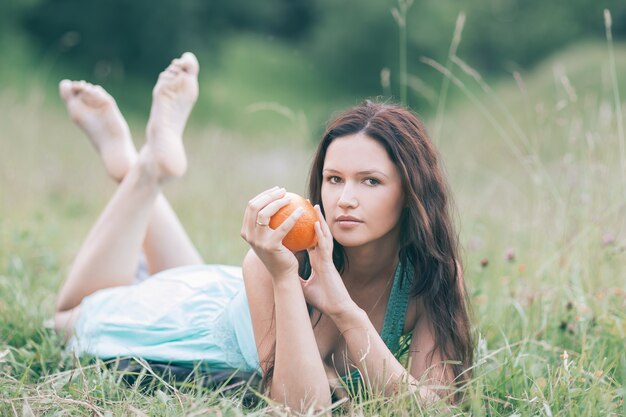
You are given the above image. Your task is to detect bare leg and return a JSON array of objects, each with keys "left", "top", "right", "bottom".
[
  {"left": 143, "top": 195, "right": 204, "bottom": 274},
  {"left": 58, "top": 57, "right": 203, "bottom": 276},
  {"left": 56, "top": 52, "right": 200, "bottom": 313}
]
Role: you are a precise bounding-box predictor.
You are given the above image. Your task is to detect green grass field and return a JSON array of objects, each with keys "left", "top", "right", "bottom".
[{"left": 1, "top": 40, "right": 625, "bottom": 415}]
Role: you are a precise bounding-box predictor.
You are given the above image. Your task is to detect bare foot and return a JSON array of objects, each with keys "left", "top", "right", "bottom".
[
  {"left": 59, "top": 80, "right": 137, "bottom": 182},
  {"left": 145, "top": 52, "right": 199, "bottom": 180}
]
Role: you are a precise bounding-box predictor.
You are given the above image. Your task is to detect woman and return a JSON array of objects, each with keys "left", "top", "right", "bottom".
[{"left": 54, "top": 52, "right": 473, "bottom": 412}]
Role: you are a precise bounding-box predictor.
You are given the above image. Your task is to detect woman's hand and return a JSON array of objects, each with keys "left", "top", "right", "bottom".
[
  {"left": 241, "top": 186, "right": 303, "bottom": 280},
  {"left": 301, "top": 206, "right": 356, "bottom": 317}
]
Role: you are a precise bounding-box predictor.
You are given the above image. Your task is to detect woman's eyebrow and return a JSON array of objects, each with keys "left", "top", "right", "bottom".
[{"left": 323, "top": 168, "right": 389, "bottom": 178}]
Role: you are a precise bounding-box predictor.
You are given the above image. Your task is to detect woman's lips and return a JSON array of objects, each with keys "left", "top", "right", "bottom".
[{"left": 336, "top": 216, "right": 363, "bottom": 228}]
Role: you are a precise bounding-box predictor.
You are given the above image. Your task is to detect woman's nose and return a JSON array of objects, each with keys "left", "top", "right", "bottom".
[{"left": 337, "top": 184, "right": 358, "bottom": 208}]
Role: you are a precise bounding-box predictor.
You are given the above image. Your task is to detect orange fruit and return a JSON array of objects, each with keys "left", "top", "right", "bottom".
[{"left": 269, "top": 192, "right": 318, "bottom": 252}]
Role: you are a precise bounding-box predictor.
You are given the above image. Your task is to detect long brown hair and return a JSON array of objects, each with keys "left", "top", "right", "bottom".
[
  {"left": 261, "top": 100, "right": 473, "bottom": 397},
  {"left": 307, "top": 100, "right": 473, "bottom": 390}
]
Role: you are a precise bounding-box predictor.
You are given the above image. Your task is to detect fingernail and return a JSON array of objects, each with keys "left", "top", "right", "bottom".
[{"left": 294, "top": 207, "right": 304, "bottom": 215}]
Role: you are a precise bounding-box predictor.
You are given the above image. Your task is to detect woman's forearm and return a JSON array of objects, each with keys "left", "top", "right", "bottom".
[
  {"left": 271, "top": 275, "right": 331, "bottom": 411},
  {"left": 331, "top": 305, "right": 417, "bottom": 395}
]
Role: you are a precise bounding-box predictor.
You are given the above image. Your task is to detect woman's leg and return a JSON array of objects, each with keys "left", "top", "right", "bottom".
[
  {"left": 55, "top": 52, "right": 200, "bottom": 313},
  {"left": 58, "top": 59, "right": 203, "bottom": 277},
  {"left": 143, "top": 194, "right": 204, "bottom": 275}
]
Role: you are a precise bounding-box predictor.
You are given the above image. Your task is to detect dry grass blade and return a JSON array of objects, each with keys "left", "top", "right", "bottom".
[
  {"left": 433, "top": 11, "right": 466, "bottom": 144},
  {"left": 604, "top": 9, "right": 626, "bottom": 197}
]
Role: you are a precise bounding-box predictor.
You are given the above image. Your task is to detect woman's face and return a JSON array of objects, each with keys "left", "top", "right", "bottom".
[{"left": 321, "top": 133, "right": 405, "bottom": 248}]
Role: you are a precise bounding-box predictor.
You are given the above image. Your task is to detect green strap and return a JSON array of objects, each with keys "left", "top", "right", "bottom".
[
  {"left": 380, "top": 261, "right": 412, "bottom": 355},
  {"left": 340, "top": 261, "right": 413, "bottom": 387}
]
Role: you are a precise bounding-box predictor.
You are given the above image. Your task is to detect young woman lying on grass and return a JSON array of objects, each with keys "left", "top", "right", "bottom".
[{"left": 53, "top": 51, "right": 474, "bottom": 412}]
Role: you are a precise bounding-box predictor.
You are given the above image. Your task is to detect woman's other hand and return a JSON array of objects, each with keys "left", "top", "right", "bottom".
[
  {"left": 241, "top": 187, "right": 302, "bottom": 280},
  {"left": 302, "top": 205, "right": 355, "bottom": 317}
]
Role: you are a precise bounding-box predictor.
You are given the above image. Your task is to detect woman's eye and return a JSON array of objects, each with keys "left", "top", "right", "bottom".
[
  {"left": 365, "top": 178, "right": 380, "bottom": 186},
  {"left": 327, "top": 176, "right": 341, "bottom": 184}
]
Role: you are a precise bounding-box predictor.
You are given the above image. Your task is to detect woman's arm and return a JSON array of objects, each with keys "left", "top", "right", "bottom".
[
  {"left": 406, "top": 265, "right": 467, "bottom": 400},
  {"left": 406, "top": 305, "right": 454, "bottom": 398},
  {"left": 337, "top": 275, "right": 463, "bottom": 402},
  {"left": 331, "top": 305, "right": 444, "bottom": 402},
  {"left": 301, "top": 207, "right": 442, "bottom": 401},
  {"left": 272, "top": 269, "right": 330, "bottom": 408},
  {"left": 329, "top": 302, "right": 418, "bottom": 393},
  {"left": 243, "top": 251, "right": 331, "bottom": 411},
  {"left": 240, "top": 188, "right": 331, "bottom": 411}
]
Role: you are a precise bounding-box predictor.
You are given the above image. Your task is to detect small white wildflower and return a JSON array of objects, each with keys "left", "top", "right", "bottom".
[{"left": 561, "top": 350, "right": 569, "bottom": 370}]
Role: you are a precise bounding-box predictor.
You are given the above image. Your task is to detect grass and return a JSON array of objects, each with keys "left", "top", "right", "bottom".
[{"left": 1, "top": 36, "right": 625, "bottom": 415}]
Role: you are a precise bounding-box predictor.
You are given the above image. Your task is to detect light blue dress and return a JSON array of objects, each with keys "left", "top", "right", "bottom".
[
  {"left": 68, "top": 261, "right": 413, "bottom": 382},
  {"left": 67, "top": 264, "right": 261, "bottom": 374}
]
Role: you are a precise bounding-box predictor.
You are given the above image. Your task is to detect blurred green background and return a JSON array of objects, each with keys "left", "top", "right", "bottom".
[
  {"left": 2, "top": 0, "right": 625, "bottom": 136},
  {"left": 1, "top": 0, "right": 626, "bottom": 264}
]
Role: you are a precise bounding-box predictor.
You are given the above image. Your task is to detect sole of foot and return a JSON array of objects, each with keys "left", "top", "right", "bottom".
[
  {"left": 145, "top": 52, "right": 199, "bottom": 181},
  {"left": 59, "top": 80, "right": 137, "bottom": 182}
]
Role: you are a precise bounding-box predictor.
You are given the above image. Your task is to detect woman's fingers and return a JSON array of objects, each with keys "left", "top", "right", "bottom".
[
  {"left": 314, "top": 205, "right": 331, "bottom": 237},
  {"left": 248, "top": 187, "right": 286, "bottom": 216},
  {"left": 249, "top": 186, "right": 281, "bottom": 206},
  {"left": 310, "top": 205, "right": 333, "bottom": 264},
  {"left": 240, "top": 186, "right": 281, "bottom": 241},
  {"left": 242, "top": 186, "right": 278, "bottom": 224},
  {"left": 243, "top": 187, "right": 286, "bottom": 235},
  {"left": 314, "top": 220, "right": 324, "bottom": 240},
  {"left": 272, "top": 207, "right": 304, "bottom": 240},
  {"left": 256, "top": 195, "right": 291, "bottom": 226}
]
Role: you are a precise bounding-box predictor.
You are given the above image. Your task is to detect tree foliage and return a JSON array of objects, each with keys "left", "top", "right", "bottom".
[{"left": 9, "top": 0, "right": 626, "bottom": 95}]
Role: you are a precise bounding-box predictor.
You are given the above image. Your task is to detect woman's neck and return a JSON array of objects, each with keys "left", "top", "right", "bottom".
[{"left": 342, "top": 231, "right": 401, "bottom": 289}]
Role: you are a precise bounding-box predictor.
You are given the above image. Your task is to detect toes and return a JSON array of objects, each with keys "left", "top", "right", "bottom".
[
  {"left": 59, "top": 79, "right": 74, "bottom": 101},
  {"left": 94, "top": 85, "right": 107, "bottom": 95},
  {"left": 92, "top": 85, "right": 110, "bottom": 101},
  {"left": 181, "top": 52, "right": 198, "bottom": 63},
  {"left": 59, "top": 80, "right": 90, "bottom": 101},
  {"left": 159, "top": 69, "right": 177, "bottom": 80},
  {"left": 154, "top": 51, "right": 199, "bottom": 91},
  {"left": 160, "top": 52, "right": 198, "bottom": 78},
  {"left": 180, "top": 52, "right": 199, "bottom": 75},
  {"left": 60, "top": 79, "right": 112, "bottom": 108}
]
